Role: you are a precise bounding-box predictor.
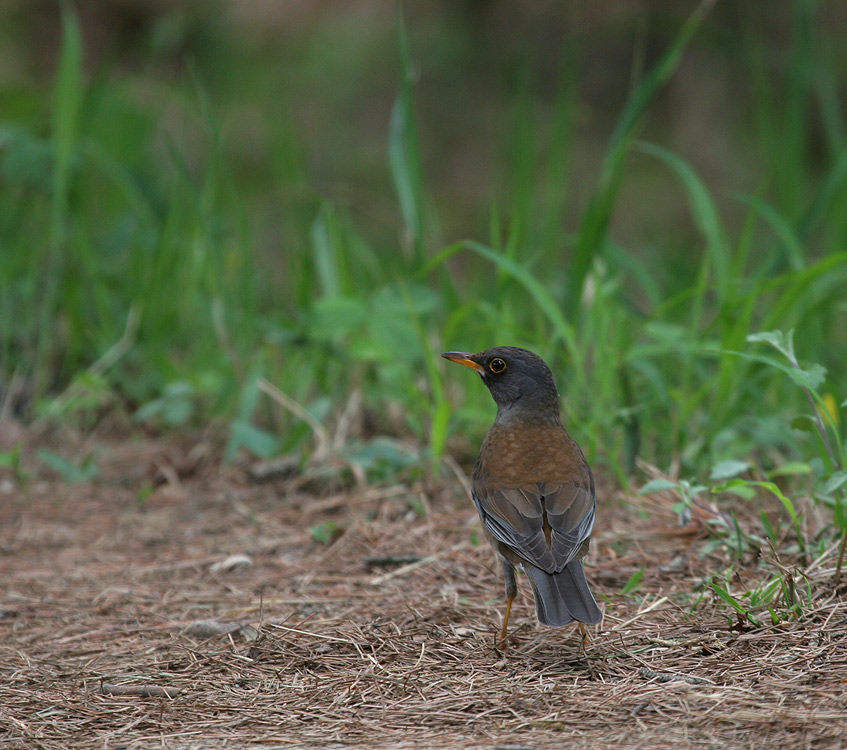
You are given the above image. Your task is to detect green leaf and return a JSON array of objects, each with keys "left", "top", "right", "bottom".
[
  {"left": 620, "top": 568, "right": 644, "bottom": 595},
  {"left": 0, "top": 444, "right": 23, "bottom": 479},
  {"left": 786, "top": 363, "right": 827, "bottom": 391},
  {"left": 37, "top": 449, "right": 98, "bottom": 483},
  {"left": 429, "top": 399, "right": 451, "bottom": 462},
  {"left": 709, "top": 460, "right": 750, "bottom": 481},
  {"left": 161, "top": 398, "right": 192, "bottom": 427},
  {"left": 228, "top": 422, "right": 279, "bottom": 459},
  {"left": 719, "top": 484, "right": 756, "bottom": 500},
  {"left": 344, "top": 438, "right": 419, "bottom": 481},
  {"left": 747, "top": 329, "right": 794, "bottom": 361},
  {"left": 745, "top": 331, "right": 828, "bottom": 391},
  {"left": 307, "top": 296, "right": 367, "bottom": 343},
  {"left": 310, "top": 204, "right": 343, "bottom": 298},
  {"left": 309, "top": 521, "right": 345, "bottom": 546},
  {"left": 710, "top": 581, "right": 761, "bottom": 627},
  {"left": 365, "top": 284, "right": 440, "bottom": 362},
  {"left": 394, "top": 281, "right": 440, "bottom": 315},
  {"left": 0, "top": 446, "right": 18, "bottom": 469},
  {"left": 638, "top": 478, "right": 678, "bottom": 494},
  {"left": 760, "top": 511, "right": 777, "bottom": 543},
  {"left": 820, "top": 471, "right": 847, "bottom": 496},
  {"left": 835, "top": 495, "right": 847, "bottom": 529},
  {"left": 790, "top": 415, "right": 816, "bottom": 434},
  {"left": 134, "top": 381, "right": 195, "bottom": 427},
  {"left": 766, "top": 462, "right": 812, "bottom": 478},
  {"left": 713, "top": 479, "right": 804, "bottom": 553}
]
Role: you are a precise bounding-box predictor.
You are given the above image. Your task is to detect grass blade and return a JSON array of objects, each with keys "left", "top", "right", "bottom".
[
  {"left": 635, "top": 141, "right": 731, "bottom": 301},
  {"left": 33, "top": 1, "right": 84, "bottom": 395},
  {"left": 733, "top": 193, "right": 805, "bottom": 271},
  {"left": 565, "top": 0, "right": 717, "bottom": 314},
  {"left": 422, "top": 240, "right": 584, "bottom": 381},
  {"left": 388, "top": 11, "right": 426, "bottom": 264},
  {"left": 711, "top": 581, "right": 761, "bottom": 627}
]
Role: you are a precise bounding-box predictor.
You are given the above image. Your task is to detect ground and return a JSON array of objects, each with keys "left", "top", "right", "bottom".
[{"left": 2, "top": 434, "right": 846, "bottom": 749}]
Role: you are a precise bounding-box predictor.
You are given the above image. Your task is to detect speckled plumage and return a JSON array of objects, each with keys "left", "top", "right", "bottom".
[{"left": 443, "top": 346, "right": 601, "bottom": 644}]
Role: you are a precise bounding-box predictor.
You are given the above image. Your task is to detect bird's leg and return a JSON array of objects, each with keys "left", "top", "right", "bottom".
[
  {"left": 578, "top": 622, "right": 588, "bottom": 650},
  {"left": 498, "top": 557, "right": 517, "bottom": 649}
]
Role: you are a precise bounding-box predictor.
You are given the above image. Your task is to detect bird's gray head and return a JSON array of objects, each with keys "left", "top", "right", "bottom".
[{"left": 442, "top": 346, "right": 561, "bottom": 421}]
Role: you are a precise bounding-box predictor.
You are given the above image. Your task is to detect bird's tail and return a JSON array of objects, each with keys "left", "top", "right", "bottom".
[{"left": 521, "top": 560, "right": 602, "bottom": 626}]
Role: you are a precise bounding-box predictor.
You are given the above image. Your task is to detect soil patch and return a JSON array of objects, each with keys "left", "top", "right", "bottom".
[{"left": 1, "top": 438, "right": 845, "bottom": 748}]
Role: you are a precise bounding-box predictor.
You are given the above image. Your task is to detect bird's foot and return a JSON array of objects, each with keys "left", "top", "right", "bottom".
[{"left": 578, "top": 622, "right": 589, "bottom": 651}]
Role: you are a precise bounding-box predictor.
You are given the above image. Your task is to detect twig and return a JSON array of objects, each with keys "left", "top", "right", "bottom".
[
  {"left": 0, "top": 366, "right": 24, "bottom": 423},
  {"left": 638, "top": 667, "right": 712, "bottom": 685},
  {"left": 369, "top": 543, "right": 467, "bottom": 585},
  {"left": 610, "top": 596, "right": 669, "bottom": 631},
  {"left": 835, "top": 532, "right": 847, "bottom": 585},
  {"left": 88, "top": 302, "right": 142, "bottom": 377},
  {"left": 364, "top": 555, "right": 424, "bottom": 567},
  {"left": 99, "top": 682, "right": 180, "bottom": 698},
  {"left": 257, "top": 378, "right": 330, "bottom": 459},
  {"left": 33, "top": 303, "right": 141, "bottom": 425},
  {"left": 443, "top": 454, "right": 473, "bottom": 502},
  {"left": 806, "top": 537, "right": 844, "bottom": 573}
]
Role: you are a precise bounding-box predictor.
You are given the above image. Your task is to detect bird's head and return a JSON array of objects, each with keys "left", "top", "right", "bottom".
[{"left": 442, "top": 346, "right": 560, "bottom": 420}]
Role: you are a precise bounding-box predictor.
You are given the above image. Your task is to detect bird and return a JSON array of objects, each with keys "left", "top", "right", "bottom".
[{"left": 442, "top": 346, "right": 602, "bottom": 648}]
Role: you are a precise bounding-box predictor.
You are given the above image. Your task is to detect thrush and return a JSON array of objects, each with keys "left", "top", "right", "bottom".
[{"left": 443, "top": 346, "right": 602, "bottom": 647}]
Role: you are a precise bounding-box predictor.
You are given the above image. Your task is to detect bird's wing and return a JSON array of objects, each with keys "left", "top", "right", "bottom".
[{"left": 471, "top": 476, "right": 595, "bottom": 573}]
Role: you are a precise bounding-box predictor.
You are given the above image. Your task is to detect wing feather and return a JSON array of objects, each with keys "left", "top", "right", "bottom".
[{"left": 471, "top": 475, "right": 595, "bottom": 573}]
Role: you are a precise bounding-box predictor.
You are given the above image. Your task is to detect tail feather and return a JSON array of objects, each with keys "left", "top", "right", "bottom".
[{"left": 521, "top": 560, "right": 602, "bottom": 626}]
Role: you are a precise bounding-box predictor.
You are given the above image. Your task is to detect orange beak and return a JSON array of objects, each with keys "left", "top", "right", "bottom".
[{"left": 441, "top": 351, "right": 484, "bottom": 372}]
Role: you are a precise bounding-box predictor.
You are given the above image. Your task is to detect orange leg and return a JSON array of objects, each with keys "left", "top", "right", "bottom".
[
  {"left": 578, "top": 622, "right": 588, "bottom": 650},
  {"left": 498, "top": 557, "right": 518, "bottom": 649},
  {"left": 499, "top": 592, "right": 515, "bottom": 648}
]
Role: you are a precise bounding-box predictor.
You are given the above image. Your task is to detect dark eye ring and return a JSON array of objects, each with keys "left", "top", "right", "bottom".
[{"left": 489, "top": 358, "right": 506, "bottom": 373}]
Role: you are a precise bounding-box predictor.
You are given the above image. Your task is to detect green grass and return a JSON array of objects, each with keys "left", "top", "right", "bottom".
[{"left": 2, "top": 1, "right": 847, "bottom": 582}]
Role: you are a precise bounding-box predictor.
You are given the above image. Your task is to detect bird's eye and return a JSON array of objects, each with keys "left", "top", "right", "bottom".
[{"left": 489, "top": 358, "right": 506, "bottom": 373}]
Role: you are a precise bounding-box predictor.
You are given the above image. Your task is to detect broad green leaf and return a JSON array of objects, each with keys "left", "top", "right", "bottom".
[
  {"left": 309, "top": 521, "right": 344, "bottom": 546},
  {"left": 821, "top": 471, "right": 847, "bottom": 496},
  {"left": 620, "top": 568, "right": 644, "bottom": 595},
  {"left": 786, "top": 363, "right": 827, "bottom": 391},
  {"left": 638, "top": 478, "right": 678, "bottom": 494},
  {"left": 766, "top": 462, "right": 812, "bottom": 478},
  {"left": 228, "top": 422, "right": 279, "bottom": 459},
  {"left": 720, "top": 484, "right": 757, "bottom": 500},
  {"left": 307, "top": 296, "right": 367, "bottom": 343},
  {"left": 37, "top": 449, "right": 98, "bottom": 483},
  {"left": 709, "top": 460, "right": 750, "bottom": 481},
  {"left": 746, "top": 329, "right": 794, "bottom": 362}
]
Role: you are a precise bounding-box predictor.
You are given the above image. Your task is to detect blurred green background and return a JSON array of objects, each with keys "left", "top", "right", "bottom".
[{"left": 1, "top": 0, "right": 846, "bottom": 490}]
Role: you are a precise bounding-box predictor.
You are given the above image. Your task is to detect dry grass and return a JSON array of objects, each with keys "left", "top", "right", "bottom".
[{"left": 2, "top": 436, "right": 847, "bottom": 749}]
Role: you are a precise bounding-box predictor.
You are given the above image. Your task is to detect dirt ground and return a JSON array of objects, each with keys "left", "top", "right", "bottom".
[{"left": 2, "top": 435, "right": 846, "bottom": 749}]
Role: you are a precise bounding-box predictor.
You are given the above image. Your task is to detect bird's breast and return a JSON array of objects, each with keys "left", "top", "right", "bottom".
[{"left": 475, "top": 422, "right": 587, "bottom": 487}]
